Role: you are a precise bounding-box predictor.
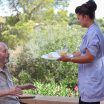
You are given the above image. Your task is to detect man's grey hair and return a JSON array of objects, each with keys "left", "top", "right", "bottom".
[{"left": 0, "top": 42, "right": 8, "bottom": 49}]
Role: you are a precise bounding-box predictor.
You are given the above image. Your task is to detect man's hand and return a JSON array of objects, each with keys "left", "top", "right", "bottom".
[
  {"left": 16, "top": 84, "right": 36, "bottom": 90},
  {"left": 9, "top": 87, "right": 22, "bottom": 96},
  {"left": 0, "top": 87, "right": 22, "bottom": 97}
]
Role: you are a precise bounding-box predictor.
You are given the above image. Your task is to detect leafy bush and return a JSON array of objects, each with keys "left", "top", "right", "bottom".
[
  {"left": 9, "top": 24, "right": 85, "bottom": 92},
  {"left": 23, "top": 81, "right": 79, "bottom": 97}
]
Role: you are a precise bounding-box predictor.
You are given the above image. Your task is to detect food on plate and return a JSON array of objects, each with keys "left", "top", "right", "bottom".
[
  {"left": 58, "top": 51, "right": 67, "bottom": 56},
  {"left": 48, "top": 54, "right": 53, "bottom": 58}
]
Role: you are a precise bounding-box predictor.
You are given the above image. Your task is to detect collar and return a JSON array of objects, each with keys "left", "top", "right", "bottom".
[
  {"left": 87, "top": 22, "right": 97, "bottom": 31},
  {"left": 82, "top": 22, "right": 97, "bottom": 39},
  {"left": 0, "top": 66, "right": 7, "bottom": 72}
]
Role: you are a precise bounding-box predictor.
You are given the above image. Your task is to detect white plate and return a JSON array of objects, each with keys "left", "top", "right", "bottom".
[
  {"left": 67, "top": 54, "right": 73, "bottom": 58},
  {"left": 41, "top": 52, "right": 61, "bottom": 60}
]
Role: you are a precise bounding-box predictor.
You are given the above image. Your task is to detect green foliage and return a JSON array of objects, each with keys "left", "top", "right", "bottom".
[
  {"left": 57, "top": 10, "right": 69, "bottom": 23},
  {"left": 17, "top": 0, "right": 54, "bottom": 20},
  {"left": 0, "top": 19, "right": 35, "bottom": 48},
  {"left": 68, "top": 13, "right": 78, "bottom": 25},
  {"left": 0, "top": 22, "right": 18, "bottom": 49},
  {"left": 18, "top": 70, "right": 32, "bottom": 84},
  {"left": 55, "top": 0, "right": 70, "bottom": 9},
  {"left": 23, "top": 81, "right": 79, "bottom": 97},
  {"left": 10, "top": 20, "right": 34, "bottom": 45},
  {"left": 6, "top": 15, "right": 20, "bottom": 26},
  {"left": 9, "top": 24, "right": 85, "bottom": 91},
  {"left": 96, "top": 18, "right": 104, "bottom": 33},
  {"left": 0, "top": 0, "right": 83, "bottom": 50},
  {"left": 43, "top": 8, "right": 54, "bottom": 22},
  {"left": 1, "top": 30, "right": 18, "bottom": 49}
]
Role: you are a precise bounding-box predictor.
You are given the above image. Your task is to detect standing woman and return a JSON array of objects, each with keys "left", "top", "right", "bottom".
[{"left": 58, "top": 0, "right": 104, "bottom": 104}]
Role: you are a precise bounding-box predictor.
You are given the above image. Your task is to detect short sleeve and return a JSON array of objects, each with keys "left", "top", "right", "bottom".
[{"left": 86, "top": 35, "right": 100, "bottom": 57}]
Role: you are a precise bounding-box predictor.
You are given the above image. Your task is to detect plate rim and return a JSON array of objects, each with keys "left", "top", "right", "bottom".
[{"left": 41, "top": 52, "right": 61, "bottom": 60}]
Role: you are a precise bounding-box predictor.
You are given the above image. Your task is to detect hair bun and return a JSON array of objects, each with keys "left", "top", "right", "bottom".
[
  {"left": 86, "top": 0, "right": 97, "bottom": 12},
  {"left": 85, "top": 0, "right": 97, "bottom": 12},
  {"left": 75, "top": 0, "right": 97, "bottom": 19}
]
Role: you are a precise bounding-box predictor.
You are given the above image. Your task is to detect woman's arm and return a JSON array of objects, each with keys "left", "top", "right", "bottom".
[
  {"left": 58, "top": 49, "right": 94, "bottom": 64},
  {"left": 70, "top": 49, "right": 94, "bottom": 63}
]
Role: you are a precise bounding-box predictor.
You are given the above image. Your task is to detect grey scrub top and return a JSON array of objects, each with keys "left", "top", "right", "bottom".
[{"left": 78, "top": 22, "right": 104, "bottom": 102}]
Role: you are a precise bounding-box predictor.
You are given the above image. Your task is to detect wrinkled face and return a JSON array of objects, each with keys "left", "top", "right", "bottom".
[
  {"left": 0, "top": 45, "right": 9, "bottom": 64},
  {"left": 76, "top": 14, "right": 88, "bottom": 27}
]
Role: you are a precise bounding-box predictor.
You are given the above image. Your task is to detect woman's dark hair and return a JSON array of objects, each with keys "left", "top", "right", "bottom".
[{"left": 75, "top": 0, "right": 97, "bottom": 19}]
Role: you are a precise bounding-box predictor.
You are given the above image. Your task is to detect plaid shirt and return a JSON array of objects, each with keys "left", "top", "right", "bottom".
[{"left": 0, "top": 66, "right": 20, "bottom": 104}]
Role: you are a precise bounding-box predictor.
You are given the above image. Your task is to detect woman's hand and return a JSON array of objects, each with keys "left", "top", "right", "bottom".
[
  {"left": 58, "top": 54, "right": 71, "bottom": 62},
  {"left": 73, "top": 52, "right": 81, "bottom": 57}
]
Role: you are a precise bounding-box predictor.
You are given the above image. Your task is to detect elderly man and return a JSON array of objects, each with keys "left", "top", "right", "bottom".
[{"left": 0, "top": 42, "right": 36, "bottom": 104}]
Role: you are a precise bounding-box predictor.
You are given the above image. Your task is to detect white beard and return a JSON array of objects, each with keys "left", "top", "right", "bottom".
[{"left": 5, "top": 58, "right": 9, "bottom": 63}]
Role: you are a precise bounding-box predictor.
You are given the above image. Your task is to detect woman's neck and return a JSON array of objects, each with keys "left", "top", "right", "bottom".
[{"left": 87, "top": 20, "right": 94, "bottom": 28}]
